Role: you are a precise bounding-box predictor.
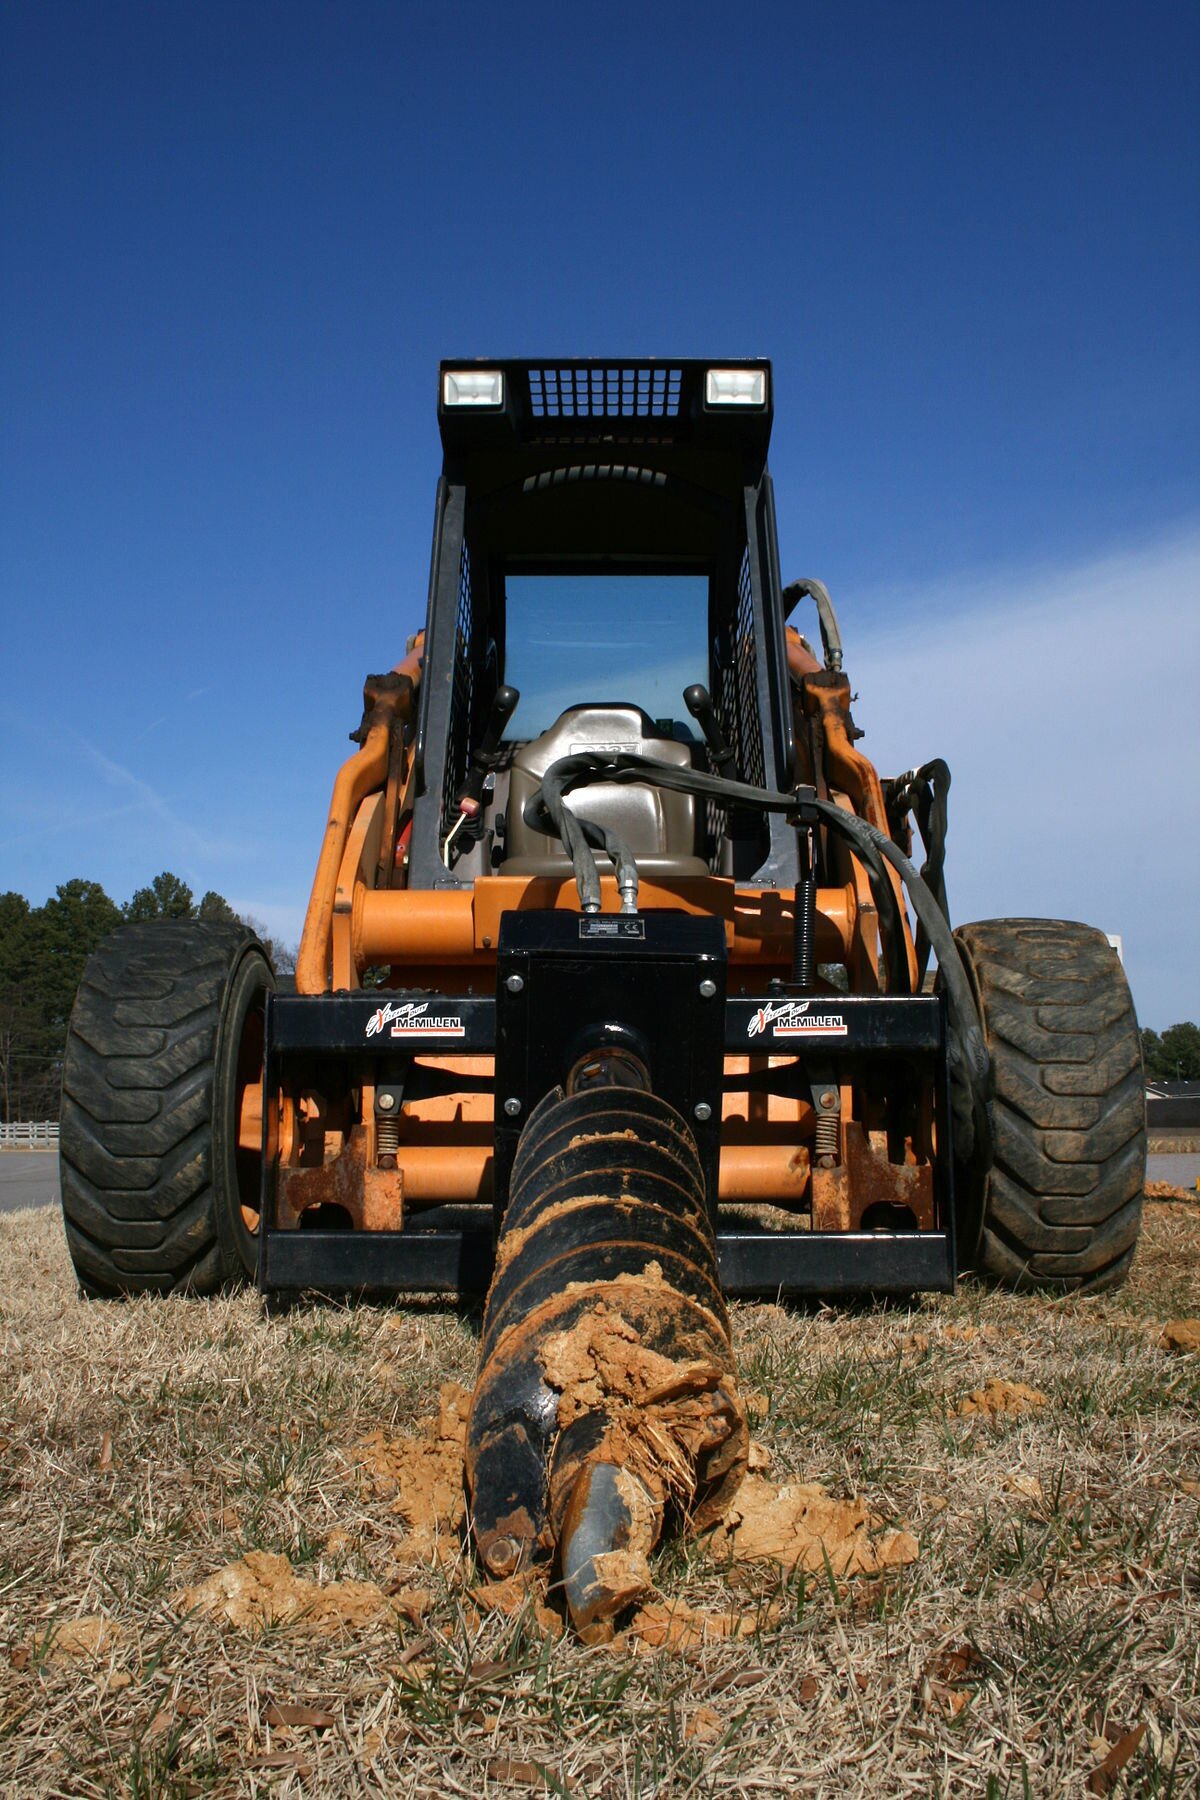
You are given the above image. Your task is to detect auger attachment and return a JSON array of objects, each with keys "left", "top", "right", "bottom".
[{"left": 465, "top": 1083, "right": 748, "bottom": 1638}]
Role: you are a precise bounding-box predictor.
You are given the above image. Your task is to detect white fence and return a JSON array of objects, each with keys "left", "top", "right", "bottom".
[{"left": 0, "top": 1121, "right": 60, "bottom": 1149}]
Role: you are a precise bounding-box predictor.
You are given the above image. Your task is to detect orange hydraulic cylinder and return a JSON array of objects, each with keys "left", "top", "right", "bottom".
[
  {"left": 356, "top": 878, "right": 854, "bottom": 967},
  {"left": 716, "top": 1142, "right": 810, "bottom": 1204},
  {"left": 397, "top": 1142, "right": 810, "bottom": 1207}
]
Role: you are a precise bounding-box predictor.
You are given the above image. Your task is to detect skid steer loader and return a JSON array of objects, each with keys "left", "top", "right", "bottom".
[{"left": 60, "top": 360, "right": 1146, "bottom": 1627}]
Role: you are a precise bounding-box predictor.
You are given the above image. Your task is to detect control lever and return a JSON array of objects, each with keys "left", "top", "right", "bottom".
[
  {"left": 683, "top": 684, "right": 740, "bottom": 780},
  {"left": 444, "top": 684, "right": 519, "bottom": 869},
  {"left": 457, "top": 684, "right": 520, "bottom": 817}
]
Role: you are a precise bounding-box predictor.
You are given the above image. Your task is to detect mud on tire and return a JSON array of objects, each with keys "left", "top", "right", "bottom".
[
  {"left": 953, "top": 918, "right": 1145, "bottom": 1293},
  {"left": 59, "top": 922, "right": 273, "bottom": 1296}
]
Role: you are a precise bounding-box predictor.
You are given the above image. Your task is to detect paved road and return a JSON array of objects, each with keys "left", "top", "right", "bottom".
[
  {"left": 2, "top": 1149, "right": 1197, "bottom": 1219},
  {"left": 1148, "top": 1151, "right": 1200, "bottom": 1187},
  {"left": 0, "top": 1151, "right": 61, "bottom": 1215}
]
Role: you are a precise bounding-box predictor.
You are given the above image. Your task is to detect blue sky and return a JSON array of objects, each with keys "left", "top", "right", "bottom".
[{"left": 1, "top": 1, "right": 1197, "bottom": 1026}]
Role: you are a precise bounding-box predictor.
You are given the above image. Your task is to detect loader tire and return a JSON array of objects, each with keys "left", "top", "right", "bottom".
[
  {"left": 59, "top": 922, "right": 273, "bottom": 1296},
  {"left": 951, "top": 919, "right": 1145, "bottom": 1293}
]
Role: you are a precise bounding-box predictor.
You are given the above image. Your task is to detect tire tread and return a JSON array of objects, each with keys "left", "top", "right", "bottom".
[
  {"left": 58, "top": 922, "right": 266, "bottom": 1295},
  {"left": 954, "top": 918, "right": 1146, "bottom": 1293}
]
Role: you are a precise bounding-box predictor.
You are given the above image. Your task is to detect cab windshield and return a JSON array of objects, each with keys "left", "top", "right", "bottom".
[{"left": 502, "top": 572, "right": 709, "bottom": 741}]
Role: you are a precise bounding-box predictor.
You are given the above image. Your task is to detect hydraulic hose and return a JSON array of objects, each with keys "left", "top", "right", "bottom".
[
  {"left": 884, "top": 759, "right": 951, "bottom": 987},
  {"left": 783, "top": 578, "right": 844, "bottom": 672},
  {"left": 523, "top": 754, "right": 640, "bottom": 913},
  {"left": 530, "top": 751, "right": 990, "bottom": 1161},
  {"left": 526, "top": 755, "right": 909, "bottom": 988}
]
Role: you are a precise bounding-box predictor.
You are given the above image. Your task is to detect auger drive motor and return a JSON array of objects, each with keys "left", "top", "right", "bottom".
[{"left": 60, "top": 361, "right": 1148, "bottom": 1630}]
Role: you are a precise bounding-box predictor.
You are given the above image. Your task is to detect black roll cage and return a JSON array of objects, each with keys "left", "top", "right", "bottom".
[{"left": 407, "top": 359, "right": 798, "bottom": 892}]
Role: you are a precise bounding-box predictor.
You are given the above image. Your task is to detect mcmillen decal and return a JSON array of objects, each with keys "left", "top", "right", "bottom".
[
  {"left": 365, "top": 1000, "right": 465, "bottom": 1039},
  {"left": 747, "top": 999, "right": 848, "bottom": 1040}
]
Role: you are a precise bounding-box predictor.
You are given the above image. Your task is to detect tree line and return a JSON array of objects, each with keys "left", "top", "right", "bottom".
[
  {"left": 2, "top": 874, "right": 1195, "bottom": 1119},
  {"left": 0, "top": 873, "right": 296, "bottom": 1122},
  {"left": 1141, "top": 1022, "right": 1200, "bottom": 1082}
]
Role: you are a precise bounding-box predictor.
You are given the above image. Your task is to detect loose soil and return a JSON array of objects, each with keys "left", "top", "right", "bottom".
[{"left": 1, "top": 1197, "right": 1198, "bottom": 1795}]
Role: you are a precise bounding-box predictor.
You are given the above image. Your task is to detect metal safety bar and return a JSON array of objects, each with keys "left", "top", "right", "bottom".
[
  {"left": 260, "top": 1223, "right": 953, "bottom": 1298},
  {"left": 268, "top": 990, "right": 943, "bottom": 1055}
]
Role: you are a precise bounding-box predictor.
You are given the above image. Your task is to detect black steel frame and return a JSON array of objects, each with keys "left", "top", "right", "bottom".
[{"left": 258, "top": 987, "right": 955, "bottom": 1300}]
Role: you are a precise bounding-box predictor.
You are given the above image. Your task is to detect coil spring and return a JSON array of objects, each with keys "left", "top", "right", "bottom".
[
  {"left": 814, "top": 1097, "right": 840, "bottom": 1165},
  {"left": 792, "top": 873, "right": 816, "bottom": 987},
  {"left": 376, "top": 1114, "right": 400, "bottom": 1160}
]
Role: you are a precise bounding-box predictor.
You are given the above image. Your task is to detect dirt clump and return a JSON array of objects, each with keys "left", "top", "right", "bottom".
[
  {"left": 1160, "top": 1318, "right": 1200, "bottom": 1354},
  {"left": 1145, "top": 1180, "right": 1197, "bottom": 1203},
  {"left": 707, "top": 1473, "right": 918, "bottom": 1576},
  {"left": 175, "top": 1550, "right": 402, "bottom": 1636},
  {"left": 626, "top": 1595, "right": 779, "bottom": 1651},
  {"left": 471, "top": 1570, "right": 565, "bottom": 1637},
  {"left": 566, "top": 1129, "right": 641, "bottom": 1150},
  {"left": 955, "top": 1378, "right": 1048, "bottom": 1418},
  {"left": 37, "top": 1616, "right": 124, "bottom": 1663},
  {"left": 539, "top": 1265, "right": 748, "bottom": 1526},
  {"left": 354, "top": 1380, "right": 469, "bottom": 1565}
]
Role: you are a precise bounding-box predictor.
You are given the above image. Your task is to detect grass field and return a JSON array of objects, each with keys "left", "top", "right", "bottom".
[{"left": 2, "top": 1198, "right": 1198, "bottom": 1798}]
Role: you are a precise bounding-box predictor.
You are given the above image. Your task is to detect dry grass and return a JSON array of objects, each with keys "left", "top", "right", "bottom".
[{"left": 2, "top": 1201, "right": 1198, "bottom": 1798}]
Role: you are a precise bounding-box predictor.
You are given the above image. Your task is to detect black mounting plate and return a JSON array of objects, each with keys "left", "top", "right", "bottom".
[
  {"left": 493, "top": 910, "right": 727, "bottom": 1221},
  {"left": 258, "top": 948, "right": 955, "bottom": 1299}
]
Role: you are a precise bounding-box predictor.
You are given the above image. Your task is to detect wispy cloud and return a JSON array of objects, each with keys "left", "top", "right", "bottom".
[
  {"left": 73, "top": 734, "right": 234, "bottom": 863},
  {"left": 841, "top": 525, "right": 1200, "bottom": 1028}
]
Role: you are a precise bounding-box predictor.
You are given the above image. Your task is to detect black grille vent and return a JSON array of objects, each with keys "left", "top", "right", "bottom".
[
  {"left": 729, "top": 547, "right": 766, "bottom": 791},
  {"left": 528, "top": 366, "right": 683, "bottom": 420},
  {"left": 706, "top": 546, "right": 766, "bottom": 866},
  {"left": 442, "top": 541, "right": 477, "bottom": 840}
]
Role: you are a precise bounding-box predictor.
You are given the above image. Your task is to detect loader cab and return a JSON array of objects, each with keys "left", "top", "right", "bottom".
[{"left": 408, "top": 359, "right": 798, "bottom": 891}]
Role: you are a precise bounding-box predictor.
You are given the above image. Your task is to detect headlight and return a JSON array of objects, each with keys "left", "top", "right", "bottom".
[
  {"left": 704, "top": 367, "right": 767, "bottom": 408},
  {"left": 442, "top": 369, "right": 505, "bottom": 408}
]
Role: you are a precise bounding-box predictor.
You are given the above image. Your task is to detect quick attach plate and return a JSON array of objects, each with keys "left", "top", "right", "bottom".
[{"left": 494, "top": 910, "right": 727, "bottom": 1222}]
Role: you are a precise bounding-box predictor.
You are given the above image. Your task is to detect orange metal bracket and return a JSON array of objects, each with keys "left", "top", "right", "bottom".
[
  {"left": 296, "top": 648, "right": 421, "bottom": 995},
  {"left": 796, "top": 672, "right": 918, "bottom": 991}
]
